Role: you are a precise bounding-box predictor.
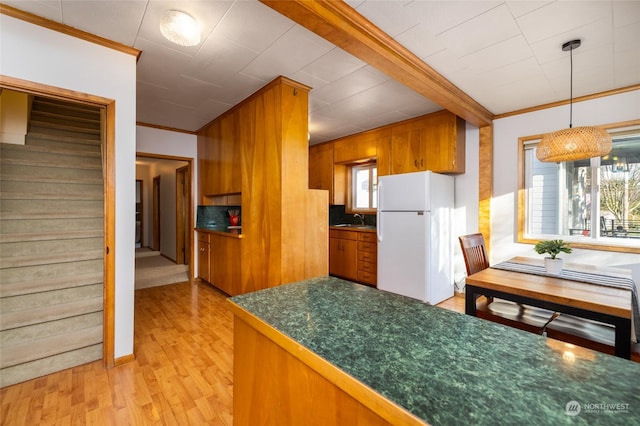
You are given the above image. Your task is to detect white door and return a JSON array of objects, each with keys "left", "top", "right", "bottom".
[{"left": 377, "top": 211, "right": 431, "bottom": 302}]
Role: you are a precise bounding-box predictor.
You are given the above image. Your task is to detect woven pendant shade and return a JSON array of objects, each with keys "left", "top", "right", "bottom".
[{"left": 536, "top": 126, "right": 612, "bottom": 162}]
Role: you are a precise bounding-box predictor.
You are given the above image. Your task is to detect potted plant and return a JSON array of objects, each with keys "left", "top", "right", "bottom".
[{"left": 534, "top": 239, "right": 572, "bottom": 274}]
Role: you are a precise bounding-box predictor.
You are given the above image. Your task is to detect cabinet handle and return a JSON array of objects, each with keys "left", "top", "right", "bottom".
[
  {"left": 421, "top": 158, "right": 424, "bottom": 167},
  {"left": 414, "top": 159, "right": 418, "bottom": 168}
]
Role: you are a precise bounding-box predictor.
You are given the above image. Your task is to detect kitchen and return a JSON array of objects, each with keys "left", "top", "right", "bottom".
[{"left": 2, "top": 0, "right": 640, "bottom": 424}]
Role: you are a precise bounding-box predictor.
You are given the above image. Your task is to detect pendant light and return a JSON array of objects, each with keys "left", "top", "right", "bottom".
[{"left": 536, "top": 39, "right": 612, "bottom": 163}]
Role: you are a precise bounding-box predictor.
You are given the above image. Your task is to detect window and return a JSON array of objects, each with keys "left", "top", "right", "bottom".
[
  {"left": 521, "top": 124, "right": 640, "bottom": 251},
  {"left": 348, "top": 163, "right": 377, "bottom": 213}
]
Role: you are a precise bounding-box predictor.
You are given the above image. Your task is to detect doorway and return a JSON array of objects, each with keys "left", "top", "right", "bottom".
[{"left": 153, "top": 176, "right": 160, "bottom": 252}]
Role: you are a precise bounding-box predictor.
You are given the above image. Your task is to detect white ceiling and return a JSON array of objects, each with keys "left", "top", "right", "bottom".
[{"left": 3, "top": 0, "right": 639, "bottom": 144}]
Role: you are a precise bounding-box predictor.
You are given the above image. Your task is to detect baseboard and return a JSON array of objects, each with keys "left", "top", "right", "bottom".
[{"left": 114, "top": 353, "right": 135, "bottom": 366}]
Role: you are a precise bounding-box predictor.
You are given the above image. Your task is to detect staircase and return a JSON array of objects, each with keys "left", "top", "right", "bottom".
[{"left": 0, "top": 97, "right": 104, "bottom": 387}]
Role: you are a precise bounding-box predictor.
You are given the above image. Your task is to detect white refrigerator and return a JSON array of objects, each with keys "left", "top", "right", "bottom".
[{"left": 376, "top": 171, "right": 454, "bottom": 305}]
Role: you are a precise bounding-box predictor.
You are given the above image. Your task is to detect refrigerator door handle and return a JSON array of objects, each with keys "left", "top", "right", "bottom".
[{"left": 377, "top": 181, "right": 383, "bottom": 242}]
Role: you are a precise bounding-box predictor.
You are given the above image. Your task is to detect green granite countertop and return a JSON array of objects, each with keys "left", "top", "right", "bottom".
[{"left": 230, "top": 276, "right": 640, "bottom": 425}]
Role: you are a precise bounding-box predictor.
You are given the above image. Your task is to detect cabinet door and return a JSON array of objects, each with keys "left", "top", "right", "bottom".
[
  {"left": 329, "top": 237, "right": 358, "bottom": 281},
  {"left": 390, "top": 128, "right": 426, "bottom": 174},
  {"left": 309, "top": 144, "right": 333, "bottom": 192},
  {"left": 220, "top": 112, "right": 241, "bottom": 194},
  {"left": 210, "top": 234, "right": 241, "bottom": 296},
  {"left": 198, "top": 238, "right": 210, "bottom": 283},
  {"left": 424, "top": 112, "right": 465, "bottom": 174}
]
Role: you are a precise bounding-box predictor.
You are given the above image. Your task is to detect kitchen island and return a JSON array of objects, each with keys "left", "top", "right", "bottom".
[{"left": 227, "top": 277, "right": 640, "bottom": 425}]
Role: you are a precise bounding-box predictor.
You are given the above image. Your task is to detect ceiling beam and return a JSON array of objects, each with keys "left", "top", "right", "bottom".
[{"left": 261, "top": 0, "right": 494, "bottom": 127}]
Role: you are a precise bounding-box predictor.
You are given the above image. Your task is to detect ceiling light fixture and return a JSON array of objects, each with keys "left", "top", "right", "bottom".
[
  {"left": 536, "top": 39, "right": 612, "bottom": 163},
  {"left": 160, "top": 10, "right": 201, "bottom": 47}
]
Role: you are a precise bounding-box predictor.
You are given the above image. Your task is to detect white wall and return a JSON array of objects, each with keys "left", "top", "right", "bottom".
[
  {"left": 0, "top": 15, "right": 137, "bottom": 358},
  {"left": 454, "top": 124, "right": 480, "bottom": 288},
  {"left": 492, "top": 89, "right": 640, "bottom": 279}
]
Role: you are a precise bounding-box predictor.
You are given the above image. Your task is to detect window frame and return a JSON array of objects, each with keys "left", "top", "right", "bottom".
[
  {"left": 346, "top": 161, "right": 377, "bottom": 214},
  {"left": 517, "top": 119, "right": 640, "bottom": 254}
]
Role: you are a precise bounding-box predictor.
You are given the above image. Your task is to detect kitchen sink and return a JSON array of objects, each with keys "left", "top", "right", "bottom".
[{"left": 332, "top": 224, "right": 376, "bottom": 230}]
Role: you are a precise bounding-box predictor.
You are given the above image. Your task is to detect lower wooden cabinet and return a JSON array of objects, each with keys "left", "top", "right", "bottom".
[
  {"left": 329, "top": 229, "right": 377, "bottom": 286},
  {"left": 198, "top": 233, "right": 211, "bottom": 283},
  {"left": 197, "top": 231, "right": 241, "bottom": 296},
  {"left": 356, "top": 232, "right": 377, "bottom": 286},
  {"left": 329, "top": 230, "right": 358, "bottom": 281}
]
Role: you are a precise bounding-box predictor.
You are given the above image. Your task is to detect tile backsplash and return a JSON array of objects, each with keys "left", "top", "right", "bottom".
[
  {"left": 196, "top": 205, "right": 241, "bottom": 228},
  {"left": 329, "top": 205, "right": 376, "bottom": 227}
]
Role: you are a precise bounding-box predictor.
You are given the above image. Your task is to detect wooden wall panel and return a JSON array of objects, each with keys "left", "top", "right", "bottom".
[{"left": 478, "top": 124, "right": 493, "bottom": 257}]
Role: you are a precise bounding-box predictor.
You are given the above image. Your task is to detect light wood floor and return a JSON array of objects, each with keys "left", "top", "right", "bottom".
[{"left": 0, "top": 281, "right": 463, "bottom": 426}]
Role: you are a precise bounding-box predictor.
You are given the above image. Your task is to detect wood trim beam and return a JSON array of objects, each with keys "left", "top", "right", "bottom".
[
  {"left": 0, "top": 4, "right": 141, "bottom": 60},
  {"left": 260, "top": 0, "right": 493, "bottom": 127}
]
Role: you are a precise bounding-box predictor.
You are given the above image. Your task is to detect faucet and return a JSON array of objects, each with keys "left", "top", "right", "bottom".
[{"left": 354, "top": 213, "right": 365, "bottom": 225}]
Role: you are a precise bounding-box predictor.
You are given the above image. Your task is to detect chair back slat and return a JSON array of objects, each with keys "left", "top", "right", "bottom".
[{"left": 459, "top": 233, "right": 489, "bottom": 275}]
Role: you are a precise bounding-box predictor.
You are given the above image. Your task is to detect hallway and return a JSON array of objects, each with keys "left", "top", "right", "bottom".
[{"left": 135, "top": 248, "right": 189, "bottom": 290}]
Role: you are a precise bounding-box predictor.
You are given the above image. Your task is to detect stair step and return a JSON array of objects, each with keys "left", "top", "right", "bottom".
[
  {"left": 0, "top": 295, "right": 103, "bottom": 330},
  {"left": 0, "top": 173, "right": 103, "bottom": 186},
  {"left": 0, "top": 344, "right": 102, "bottom": 388},
  {"left": 0, "top": 157, "right": 102, "bottom": 171},
  {"left": 0, "top": 163, "right": 103, "bottom": 181},
  {"left": 0, "top": 217, "right": 103, "bottom": 234},
  {"left": 0, "top": 249, "right": 103, "bottom": 269},
  {"left": 0, "top": 258, "right": 103, "bottom": 285},
  {"left": 0, "top": 229, "right": 103, "bottom": 244},
  {"left": 29, "top": 120, "right": 101, "bottom": 136},
  {"left": 1, "top": 236, "right": 103, "bottom": 258},
  {"left": 0, "top": 199, "right": 103, "bottom": 215},
  {"left": 1, "top": 323, "right": 102, "bottom": 369},
  {"left": 0, "top": 210, "right": 103, "bottom": 220},
  {"left": 30, "top": 110, "right": 100, "bottom": 128},
  {"left": 0, "top": 192, "right": 103, "bottom": 201},
  {"left": 0, "top": 272, "right": 103, "bottom": 297},
  {"left": 31, "top": 98, "right": 100, "bottom": 121},
  {"left": 26, "top": 132, "right": 101, "bottom": 148},
  {"left": 1, "top": 180, "right": 103, "bottom": 197},
  {"left": 1, "top": 139, "right": 101, "bottom": 159}
]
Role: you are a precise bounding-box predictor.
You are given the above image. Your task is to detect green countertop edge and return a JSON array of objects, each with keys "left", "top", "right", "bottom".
[{"left": 230, "top": 276, "right": 640, "bottom": 426}]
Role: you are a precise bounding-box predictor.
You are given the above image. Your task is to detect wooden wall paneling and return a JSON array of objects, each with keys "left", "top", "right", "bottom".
[
  {"left": 478, "top": 124, "right": 493, "bottom": 257},
  {"left": 305, "top": 190, "right": 329, "bottom": 278}
]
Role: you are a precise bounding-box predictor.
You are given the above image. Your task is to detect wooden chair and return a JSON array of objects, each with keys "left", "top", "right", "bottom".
[{"left": 458, "top": 233, "right": 489, "bottom": 275}]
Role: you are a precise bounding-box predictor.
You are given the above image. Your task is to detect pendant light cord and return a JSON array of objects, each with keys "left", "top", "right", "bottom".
[{"left": 569, "top": 45, "right": 573, "bottom": 129}]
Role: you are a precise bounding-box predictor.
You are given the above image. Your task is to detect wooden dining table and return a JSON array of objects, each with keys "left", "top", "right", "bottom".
[{"left": 465, "top": 256, "right": 634, "bottom": 359}]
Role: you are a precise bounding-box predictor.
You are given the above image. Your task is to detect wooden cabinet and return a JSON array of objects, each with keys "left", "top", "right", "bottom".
[
  {"left": 197, "top": 233, "right": 210, "bottom": 283},
  {"left": 329, "top": 229, "right": 377, "bottom": 286},
  {"left": 198, "top": 112, "right": 241, "bottom": 197},
  {"left": 333, "top": 131, "right": 377, "bottom": 163},
  {"left": 210, "top": 234, "right": 241, "bottom": 296},
  {"left": 309, "top": 143, "right": 345, "bottom": 205},
  {"left": 389, "top": 111, "right": 465, "bottom": 175},
  {"left": 356, "top": 232, "right": 377, "bottom": 286},
  {"left": 329, "top": 229, "right": 358, "bottom": 281}
]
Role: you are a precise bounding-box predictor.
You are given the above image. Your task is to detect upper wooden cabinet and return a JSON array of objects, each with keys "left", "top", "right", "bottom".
[
  {"left": 198, "top": 111, "right": 241, "bottom": 197},
  {"left": 389, "top": 111, "right": 465, "bottom": 175},
  {"left": 333, "top": 131, "right": 377, "bottom": 163},
  {"left": 308, "top": 143, "right": 345, "bottom": 205}
]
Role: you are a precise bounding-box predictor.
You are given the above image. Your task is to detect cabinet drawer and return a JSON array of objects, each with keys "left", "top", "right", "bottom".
[
  {"left": 358, "top": 232, "right": 377, "bottom": 243},
  {"left": 357, "top": 250, "right": 377, "bottom": 263},
  {"left": 198, "top": 233, "right": 210, "bottom": 243},
  {"left": 357, "top": 270, "right": 377, "bottom": 286},
  {"left": 357, "top": 241, "right": 377, "bottom": 253},
  {"left": 329, "top": 229, "right": 358, "bottom": 240},
  {"left": 358, "top": 260, "right": 376, "bottom": 273}
]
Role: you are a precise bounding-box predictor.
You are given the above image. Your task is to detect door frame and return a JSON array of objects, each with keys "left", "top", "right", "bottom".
[
  {"left": 137, "top": 152, "right": 194, "bottom": 281},
  {"left": 136, "top": 179, "right": 143, "bottom": 248},
  {"left": 175, "top": 165, "right": 190, "bottom": 265},
  {"left": 0, "top": 75, "right": 117, "bottom": 367},
  {"left": 152, "top": 175, "right": 161, "bottom": 252}
]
